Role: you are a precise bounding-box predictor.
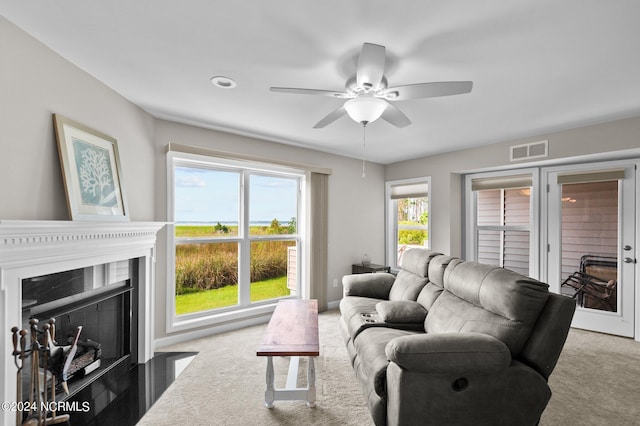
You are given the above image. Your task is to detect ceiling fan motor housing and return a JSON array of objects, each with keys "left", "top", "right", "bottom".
[{"left": 345, "top": 75, "right": 388, "bottom": 97}]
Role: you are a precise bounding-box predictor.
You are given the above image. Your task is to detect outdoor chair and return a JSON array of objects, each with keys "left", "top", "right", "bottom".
[{"left": 561, "top": 255, "right": 617, "bottom": 311}]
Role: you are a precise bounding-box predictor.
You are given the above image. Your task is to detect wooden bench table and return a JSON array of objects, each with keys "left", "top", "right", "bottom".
[{"left": 257, "top": 299, "right": 319, "bottom": 408}]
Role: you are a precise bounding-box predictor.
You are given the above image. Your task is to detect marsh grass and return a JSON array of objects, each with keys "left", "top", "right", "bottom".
[{"left": 174, "top": 225, "right": 296, "bottom": 313}]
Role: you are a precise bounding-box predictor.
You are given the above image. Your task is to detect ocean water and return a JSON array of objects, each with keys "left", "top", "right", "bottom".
[{"left": 176, "top": 221, "right": 293, "bottom": 227}]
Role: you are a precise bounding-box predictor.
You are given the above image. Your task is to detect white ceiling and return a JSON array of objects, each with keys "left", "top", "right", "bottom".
[{"left": 3, "top": 1, "right": 640, "bottom": 164}]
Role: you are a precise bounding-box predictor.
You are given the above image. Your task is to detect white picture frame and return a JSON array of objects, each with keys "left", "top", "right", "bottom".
[{"left": 53, "top": 114, "right": 129, "bottom": 221}]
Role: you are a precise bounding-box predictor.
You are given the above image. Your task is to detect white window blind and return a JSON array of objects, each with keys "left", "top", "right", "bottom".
[
  {"left": 389, "top": 182, "right": 429, "bottom": 199},
  {"left": 557, "top": 169, "right": 625, "bottom": 185},
  {"left": 471, "top": 174, "right": 532, "bottom": 191}
]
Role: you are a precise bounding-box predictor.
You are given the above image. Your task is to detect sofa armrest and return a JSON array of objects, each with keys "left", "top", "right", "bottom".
[
  {"left": 342, "top": 272, "right": 396, "bottom": 299},
  {"left": 385, "top": 332, "right": 511, "bottom": 374},
  {"left": 376, "top": 301, "right": 427, "bottom": 324}
]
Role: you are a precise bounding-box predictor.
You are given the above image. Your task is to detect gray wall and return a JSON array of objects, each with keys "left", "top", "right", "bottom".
[
  {"left": 1, "top": 16, "right": 385, "bottom": 342},
  {"left": 0, "top": 16, "right": 156, "bottom": 221},
  {"left": 386, "top": 116, "right": 640, "bottom": 257}
]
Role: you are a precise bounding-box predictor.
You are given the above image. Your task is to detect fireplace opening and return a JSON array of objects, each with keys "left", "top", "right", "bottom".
[{"left": 20, "top": 260, "right": 137, "bottom": 403}]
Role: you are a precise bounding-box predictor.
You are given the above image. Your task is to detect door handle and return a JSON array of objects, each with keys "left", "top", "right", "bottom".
[
  {"left": 623, "top": 257, "right": 636, "bottom": 264},
  {"left": 623, "top": 245, "right": 632, "bottom": 251}
]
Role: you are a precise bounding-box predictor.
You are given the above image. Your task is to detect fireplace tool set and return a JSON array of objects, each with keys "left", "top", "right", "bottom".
[{"left": 9, "top": 319, "right": 87, "bottom": 426}]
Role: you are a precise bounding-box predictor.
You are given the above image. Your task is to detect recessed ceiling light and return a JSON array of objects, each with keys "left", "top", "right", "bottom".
[{"left": 210, "top": 76, "right": 237, "bottom": 89}]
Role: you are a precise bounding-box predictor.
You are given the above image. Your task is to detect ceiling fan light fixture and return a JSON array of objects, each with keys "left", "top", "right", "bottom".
[{"left": 344, "top": 96, "right": 387, "bottom": 124}]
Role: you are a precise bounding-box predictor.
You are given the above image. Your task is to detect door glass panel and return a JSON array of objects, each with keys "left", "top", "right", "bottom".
[
  {"left": 560, "top": 181, "right": 618, "bottom": 312},
  {"left": 250, "top": 240, "right": 296, "bottom": 302}
]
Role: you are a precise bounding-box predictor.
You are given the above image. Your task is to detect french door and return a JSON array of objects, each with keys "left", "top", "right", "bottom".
[{"left": 545, "top": 162, "right": 636, "bottom": 337}]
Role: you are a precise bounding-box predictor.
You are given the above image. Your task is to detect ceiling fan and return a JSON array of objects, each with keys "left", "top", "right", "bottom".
[{"left": 270, "top": 43, "right": 473, "bottom": 129}]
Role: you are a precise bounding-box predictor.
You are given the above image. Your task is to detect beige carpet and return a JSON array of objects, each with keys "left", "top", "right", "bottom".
[{"left": 138, "top": 310, "right": 640, "bottom": 426}]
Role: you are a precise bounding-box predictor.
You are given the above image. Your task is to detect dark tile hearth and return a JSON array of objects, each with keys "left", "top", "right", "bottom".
[{"left": 60, "top": 351, "right": 197, "bottom": 426}]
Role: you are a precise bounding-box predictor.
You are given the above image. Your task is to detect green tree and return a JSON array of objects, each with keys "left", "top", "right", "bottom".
[
  {"left": 269, "top": 218, "right": 282, "bottom": 234},
  {"left": 420, "top": 211, "right": 428, "bottom": 225},
  {"left": 287, "top": 217, "right": 297, "bottom": 234},
  {"left": 214, "top": 222, "right": 229, "bottom": 234}
]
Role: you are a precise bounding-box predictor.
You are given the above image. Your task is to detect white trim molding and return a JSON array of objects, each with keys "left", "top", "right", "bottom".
[{"left": 0, "top": 220, "right": 165, "bottom": 424}]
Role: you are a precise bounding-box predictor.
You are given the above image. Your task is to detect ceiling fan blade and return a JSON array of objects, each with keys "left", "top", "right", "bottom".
[
  {"left": 356, "top": 43, "right": 386, "bottom": 91},
  {"left": 383, "top": 81, "right": 473, "bottom": 100},
  {"left": 313, "top": 106, "right": 347, "bottom": 128},
  {"left": 380, "top": 102, "right": 411, "bottom": 128},
  {"left": 270, "top": 87, "right": 348, "bottom": 98}
]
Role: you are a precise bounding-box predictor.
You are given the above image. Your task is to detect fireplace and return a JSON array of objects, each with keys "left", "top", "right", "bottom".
[
  {"left": 20, "top": 261, "right": 135, "bottom": 402},
  {"left": 0, "top": 220, "right": 164, "bottom": 425}
]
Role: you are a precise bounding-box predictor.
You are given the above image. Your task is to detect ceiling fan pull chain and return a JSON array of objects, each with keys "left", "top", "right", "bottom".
[{"left": 361, "top": 123, "right": 367, "bottom": 178}]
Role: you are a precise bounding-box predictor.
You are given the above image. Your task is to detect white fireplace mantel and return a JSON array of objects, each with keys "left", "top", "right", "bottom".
[{"left": 0, "top": 220, "right": 166, "bottom": 422}]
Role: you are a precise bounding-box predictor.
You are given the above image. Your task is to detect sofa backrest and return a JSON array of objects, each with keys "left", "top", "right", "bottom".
[
  {"left": 388, "top": 249, "right": 441, "bottom": 301},
  {"left": 416, "top": 255, "right": 457, "bottom": 310},
  {"left": 425, "top": 260, "right": 550, "bottom": 356}
]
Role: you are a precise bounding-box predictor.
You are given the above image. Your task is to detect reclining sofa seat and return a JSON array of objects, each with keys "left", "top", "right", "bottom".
[{"left": 339, "top": 248, "right": 575, "bottom": 426}]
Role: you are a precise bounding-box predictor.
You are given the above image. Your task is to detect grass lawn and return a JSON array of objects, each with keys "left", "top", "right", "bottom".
[{"left": 176, "top": 276, "right": 290, "bottom": 315}]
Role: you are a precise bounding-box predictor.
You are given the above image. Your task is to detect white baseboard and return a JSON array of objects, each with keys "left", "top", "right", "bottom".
[{"left": 327, "top": 299, "right": 340, "bottom": 310}]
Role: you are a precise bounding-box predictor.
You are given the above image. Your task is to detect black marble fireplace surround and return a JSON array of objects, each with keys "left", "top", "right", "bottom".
[
  {"left": 21, "top": 264, "right": 135, "bottom": 403},
  {"left": 19, "top": 264, "right": 197, "bottom": 425}
]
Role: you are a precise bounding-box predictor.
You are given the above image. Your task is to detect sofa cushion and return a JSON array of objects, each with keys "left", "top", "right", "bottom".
[
  {"left": 376, "top": 301, "right": 428, "bottom": 324},
  {"left": 398, "top": 248, "right": 441, "bottom": 277},
  {"left": 388, "top": 270, "right": 428, "bottom": 301},
  {"left": 425, "top": 261, "right": 549, "bottom": 356},
  {"left": 415, "top": 255, "right": 458, "bottom": 310},
  {"left": 426, "top": 255, "right": 456, "bottom": 288},
  {"left": 353, "top": 327, "right": 417, "bottom": 398}
]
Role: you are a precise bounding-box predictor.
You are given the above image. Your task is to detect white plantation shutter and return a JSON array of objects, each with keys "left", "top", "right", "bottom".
[
  {"left": 503, "top": 189, "right": 530, "bottom": 276},
  {"left": 477, "top": 190, "right": 501, "bottom": 226},
  {"left": 477, "top": 191, "right": 500, "bottom": 266},
  {"left": 475, "top": 184, "right": 531, "bottom": 276}
]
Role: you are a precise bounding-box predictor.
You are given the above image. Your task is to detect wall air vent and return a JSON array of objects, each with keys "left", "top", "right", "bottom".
[{"left": 510, "top": 140, "right": 548, "bottom": 162}]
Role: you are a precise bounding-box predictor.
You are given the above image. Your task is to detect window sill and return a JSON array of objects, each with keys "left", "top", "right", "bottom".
[{"left": 166, "top": 297, "right": 298, "bottom": 334}]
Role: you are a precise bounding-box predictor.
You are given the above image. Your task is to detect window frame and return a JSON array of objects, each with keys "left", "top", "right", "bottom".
[
  {"left": 385, "top": 177, "right": 431, "bottom": 271},
  {"left": 464, "top": 168, "right": 540, "bottom": 279},
  {"left": 166, "top": 151, "right": 306, "bottom": 333}
]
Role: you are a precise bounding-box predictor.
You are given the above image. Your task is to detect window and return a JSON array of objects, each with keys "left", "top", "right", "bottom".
[
  {"left": 465, "top": 171, "right": 538, "bottom": 278},
  {"left": 386, "top": 178, "right": 430, "bottom": 269},
  {"left": 168, "top": 152, "right": 304, "bottom": 328}
]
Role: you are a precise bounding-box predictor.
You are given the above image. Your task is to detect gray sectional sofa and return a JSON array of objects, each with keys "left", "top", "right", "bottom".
[{"left": 339, "top": 248, "right": 575, "bottom": 426}]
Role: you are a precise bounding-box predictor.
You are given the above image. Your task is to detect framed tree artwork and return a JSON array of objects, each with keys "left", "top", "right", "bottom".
[{"left": 53, "top": 114, "right": 129, "bottom": 221}]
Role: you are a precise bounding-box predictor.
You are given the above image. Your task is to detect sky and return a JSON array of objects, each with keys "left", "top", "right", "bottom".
[{"left": 174, "top": 166, "right": 298, "bottom": 223}]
